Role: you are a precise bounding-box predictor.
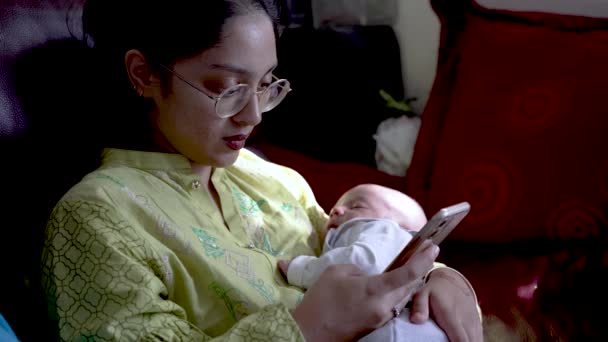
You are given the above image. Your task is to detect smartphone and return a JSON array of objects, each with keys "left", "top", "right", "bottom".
[{"left": 384, "top": 202, "right": 471, "bottom": 273}]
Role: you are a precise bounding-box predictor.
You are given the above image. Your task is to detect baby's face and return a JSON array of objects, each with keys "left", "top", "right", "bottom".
[{"left": 324, "top": 185, "right": 392, "bottom": 237}]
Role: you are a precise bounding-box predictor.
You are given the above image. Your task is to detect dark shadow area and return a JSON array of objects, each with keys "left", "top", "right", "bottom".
[
  {"left": 1, "top": 38, "right": 104, "bottom": 341},
  {"left": 256, "top": 25, "right": 406, "bottom": 167},
  {"left": 439, "top": 238, "right": 608, "bottom": 341}
]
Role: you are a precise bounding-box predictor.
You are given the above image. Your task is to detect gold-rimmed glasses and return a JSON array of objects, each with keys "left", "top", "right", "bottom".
[{"left": 159, "top": 64, "right": 291, "bottom": 118}]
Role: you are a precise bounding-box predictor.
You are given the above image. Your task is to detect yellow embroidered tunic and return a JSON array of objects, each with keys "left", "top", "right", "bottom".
[{"left": 42, "top": 148, "right": 327, "bottom": 341}]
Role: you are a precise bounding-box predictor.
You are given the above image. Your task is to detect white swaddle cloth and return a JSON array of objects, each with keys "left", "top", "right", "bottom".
[{"left": 359, "top": 307, "right": 448, "bottom": 342}]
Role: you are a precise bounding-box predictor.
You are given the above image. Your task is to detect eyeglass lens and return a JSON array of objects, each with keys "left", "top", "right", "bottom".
[{"left": 216, "top": 80, "right": 290, "bottom": 118}]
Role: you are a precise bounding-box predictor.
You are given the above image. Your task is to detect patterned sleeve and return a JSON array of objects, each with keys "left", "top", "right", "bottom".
[{"left": 41, "top": 199, "right": 304, "bottom": 342}]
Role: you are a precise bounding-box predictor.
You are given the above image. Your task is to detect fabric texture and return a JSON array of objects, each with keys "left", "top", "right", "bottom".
[
  {"left": 41, "top": 148, "right": 327, "bottom": 341},
  {"left": 406, "top": 0, "right": 608, "bottom": 242}
]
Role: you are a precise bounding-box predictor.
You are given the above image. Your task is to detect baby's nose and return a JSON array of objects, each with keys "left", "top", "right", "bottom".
[{"left": 330, "top": 206, "right": 345, "bottom": 216}]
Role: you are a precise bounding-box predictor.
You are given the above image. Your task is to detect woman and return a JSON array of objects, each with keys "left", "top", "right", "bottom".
[{"left": 41, "top": 0, "right": 482, "bottom": 340}]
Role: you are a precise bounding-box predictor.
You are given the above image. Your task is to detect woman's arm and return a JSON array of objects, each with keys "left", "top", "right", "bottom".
[{"left": 42, "top": 199, "right": 305, "bottom": 342}]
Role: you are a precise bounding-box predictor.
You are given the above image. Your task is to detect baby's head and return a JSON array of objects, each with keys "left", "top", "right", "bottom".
[{"left": 324, "top": 184, "right": 427, "bottom": 237}]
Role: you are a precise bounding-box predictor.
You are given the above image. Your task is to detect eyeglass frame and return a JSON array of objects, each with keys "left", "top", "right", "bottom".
[{"left": 157, "top": 63, "right": 291, "bottom": 118}]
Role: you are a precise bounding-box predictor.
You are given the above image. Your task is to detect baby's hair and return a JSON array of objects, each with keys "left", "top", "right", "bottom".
[{"left": 355, "top": 184, "right": 427, "bottom": 231}]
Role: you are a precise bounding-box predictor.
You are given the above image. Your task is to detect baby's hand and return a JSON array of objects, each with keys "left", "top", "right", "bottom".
[{"left": 278, "top": 259, "right": 292, "bottom": 277}]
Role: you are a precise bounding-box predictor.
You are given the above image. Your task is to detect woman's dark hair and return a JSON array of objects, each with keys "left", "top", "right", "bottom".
[
  {"left": 80, "top": 0, "right": 281, "bottom": 149},
  {"left": 83, "top": 0, "right": 280, "bottom": 67}
]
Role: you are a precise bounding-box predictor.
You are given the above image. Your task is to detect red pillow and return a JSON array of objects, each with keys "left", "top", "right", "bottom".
[
  {"left": 406, "top": 0, "right": 608, "bottom": 242},
  {"left": 255, "top": 142, "right": 405, "bottom": 212}
]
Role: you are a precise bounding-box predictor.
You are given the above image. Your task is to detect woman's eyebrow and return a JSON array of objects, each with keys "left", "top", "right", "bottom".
[
  {"left": 210, "top": 63, "right": 248, "bottom": 75},
  {"left": 266, "top": 64, "right": 278, "bottom": 75},
  {"left": 209, "top": 63, "right": 278, "bottom": 76}
]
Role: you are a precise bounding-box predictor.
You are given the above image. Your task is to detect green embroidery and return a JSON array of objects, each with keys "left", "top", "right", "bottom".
[
  {"left": 280, "top": 203, "right": 293, "bottom": 212},
  {"left": 248, "top": 279, "right": 276, "bottom": 304},
  {"left": 233, "top": 187, "right": 266, "bottom": 216},
  {"left": 191, "top": 227, "right": 225, "bottom": 258},
  {"left": 259, "top": 230, "right": 280, "bottom": 257},
  {"left": 296, "top": 293, "right": 304, "bottom": 306},
  {"left": 209, "top": 282, "right": 249, "bottom": 322},
  {"left": 224, "top": 250, "right": 256, "bottom": 281},
  {"left": 281, "top": 202, "right": 303, "bottom": 221}
]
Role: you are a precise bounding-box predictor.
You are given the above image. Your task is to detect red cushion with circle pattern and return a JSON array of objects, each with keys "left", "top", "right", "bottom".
[{"left": 406, "top": 0, "right": 608, "bottom": 242}]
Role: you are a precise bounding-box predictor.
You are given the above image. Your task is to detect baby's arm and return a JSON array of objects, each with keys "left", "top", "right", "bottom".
[{"left": 282, "top": 219, "right": 412, "bottom": 288}]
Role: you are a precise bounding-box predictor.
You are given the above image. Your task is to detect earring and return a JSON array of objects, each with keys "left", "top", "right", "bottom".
[{"left": 133, "top": 85, "right": 143, "bottom": 97}]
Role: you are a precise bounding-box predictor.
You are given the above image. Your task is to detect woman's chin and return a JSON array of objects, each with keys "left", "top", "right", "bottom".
[
  {"left": 186, "top": 148, "right": 240, "bottom": 169},
  {"left": 212, "top": 150, "right": 241, "bottom": 168}
]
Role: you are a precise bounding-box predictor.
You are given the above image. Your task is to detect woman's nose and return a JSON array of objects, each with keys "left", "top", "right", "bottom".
[{"left": 232, "top": 93, "right": 262, "bottom": 127}]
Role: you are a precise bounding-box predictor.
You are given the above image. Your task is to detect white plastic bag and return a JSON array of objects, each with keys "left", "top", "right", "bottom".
[
  {"left": 311, "top": 0, "right": 397, "bottom": 28},
  {"left": 374, "top": 115, "right": 421, "bottom": 177}
]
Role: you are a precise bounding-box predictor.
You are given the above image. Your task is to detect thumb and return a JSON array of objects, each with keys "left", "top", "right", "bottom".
[{"left": 371, "top": 241, "right": 438, "bottom": 294}]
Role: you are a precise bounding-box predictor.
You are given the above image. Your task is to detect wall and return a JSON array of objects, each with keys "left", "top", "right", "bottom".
[{"left": 393, "top": 0, "right": 608, "bottom": 114}]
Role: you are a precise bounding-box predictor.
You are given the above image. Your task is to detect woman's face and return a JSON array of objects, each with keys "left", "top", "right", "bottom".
[{"left": 149, "top": 13, "right": 277, "bottom": 166}]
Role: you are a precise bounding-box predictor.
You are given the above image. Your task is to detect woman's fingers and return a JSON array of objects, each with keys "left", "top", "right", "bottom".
[
  {"left": 291, "top": 244, "right": 440, "bottom": 341},
  {"left": 409, "top": 288, "right": 430, "bottom": 324},
  {"left": 424, "top": 267, "right": 483, "bottom": 342},
  {"left": 433, "top": 298, "right": 469, "bottom": 342},
  {"left": 394, "top": 290, "right": 413, "bottom": 314},
  {"left": 465, "top": 310, "right": 483, "bottom": 342},
  {"left": 450, "top": 323, "right": 470, "bottom": 342},
  {"left": 368, "top": 240, "right": 438, "bottom": 295},
  {"left": 465, "top": 319, "right": 483, "bottom": 342},
  {"left": 364, "top": 240, "right": 438, "bottom": 322},
  {"left": 435, "top": 313, "right": 467, "bottom": 342},
  {"left": 333, "top": 263, "right": 366, "bottom": 277}
]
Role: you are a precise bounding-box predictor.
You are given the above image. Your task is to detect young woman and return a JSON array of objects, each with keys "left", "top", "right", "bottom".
[{"left": 41, "top": 0, "right": 482, "bottom": 340}]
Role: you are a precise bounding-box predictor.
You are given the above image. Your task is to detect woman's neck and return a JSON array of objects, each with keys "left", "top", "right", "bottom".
[
  {"left": 190, "top": 162, "right": 213, "bottom": 187},
  {"left": 147, "top": 109, "right": 214, "bottom": 187}
]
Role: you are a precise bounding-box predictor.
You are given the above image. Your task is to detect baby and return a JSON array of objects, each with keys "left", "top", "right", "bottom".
[{"left": 279, "top": 183, "right": 448, "bottom": 342}]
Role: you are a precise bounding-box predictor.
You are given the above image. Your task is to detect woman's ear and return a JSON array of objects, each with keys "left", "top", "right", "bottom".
[{"left": 125, "top": 49, "right": 160, "bottom": 98}]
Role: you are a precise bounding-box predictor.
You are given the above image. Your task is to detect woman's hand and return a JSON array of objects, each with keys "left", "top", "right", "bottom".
[
  {"left": 410, "top": 267, "right": 483, "bottom": 342},
  {"left": 291, "top": 241, "right": 439, "bottom": 342}
]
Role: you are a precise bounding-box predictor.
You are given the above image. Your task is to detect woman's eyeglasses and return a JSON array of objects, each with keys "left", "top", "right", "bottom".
[{"left": 159, "top": 64, "right": 291, "bottom": 118}]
